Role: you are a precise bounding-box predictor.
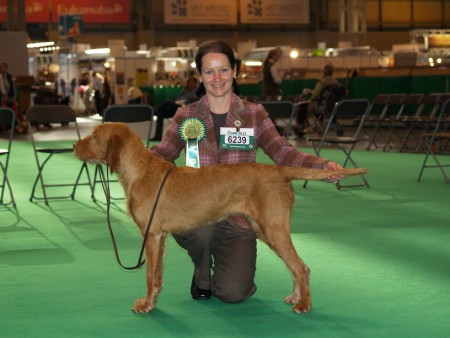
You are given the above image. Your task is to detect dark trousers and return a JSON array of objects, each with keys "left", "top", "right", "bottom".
[{"left": 173, "top": 220, "right": 257, "bottom": 304}]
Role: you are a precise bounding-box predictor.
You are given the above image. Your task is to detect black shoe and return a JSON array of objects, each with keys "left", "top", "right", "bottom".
[
  {"left": 191, "top": 277, "right": 211, "bottom": 300},
  {"left": 150, "top": 136, "right": 162, "bottom": 142}
]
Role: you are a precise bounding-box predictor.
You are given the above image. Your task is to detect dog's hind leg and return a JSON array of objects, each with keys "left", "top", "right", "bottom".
[
  {"left": 261, "top": 224, "right": 311, "bottom": 313},
  {"left": 132, "top": 232, "right": 167, "bottom": 314}
]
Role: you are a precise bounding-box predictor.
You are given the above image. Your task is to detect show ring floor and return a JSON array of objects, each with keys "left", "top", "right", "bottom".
[{"left": 1, "top": 117, "right": 449, "bottom": 337}]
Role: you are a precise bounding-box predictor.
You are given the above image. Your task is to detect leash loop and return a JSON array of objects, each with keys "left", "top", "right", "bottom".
[{"left": 99, "top": 165, "right": 174, "bottom": 270}]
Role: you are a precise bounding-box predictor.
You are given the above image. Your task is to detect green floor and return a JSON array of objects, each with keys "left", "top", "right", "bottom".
[{"left": 1, "top": 139, "right": 449, "bottom": 337}]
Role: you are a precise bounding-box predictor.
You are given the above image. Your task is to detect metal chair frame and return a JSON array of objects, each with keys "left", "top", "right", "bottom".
[
  {"left": 27, "top": 105, "right": 95, "bottom": 205},
  {"left": 305, "top": 99, "right": 371, "bottom": 189},
  {"left": 399, "top": 93, "right": 442, "bottom": 152},
  {"left": 92, "top": 104, "right": 155, "bottom": 200},
  {"left": 0, "top": 108, "right": 16, "bottom": 207},
  {"left": 260, "top": 100, "right": 296, "bottom": 137},
  {"left": 372, "top": 93, "right": 408, "bottom": 152},
  {"left": 363, "top": 94, "right": 391, "bottom": 150},
  {"left": 417, "top": 98, "right": 450, "bottom": 183}
]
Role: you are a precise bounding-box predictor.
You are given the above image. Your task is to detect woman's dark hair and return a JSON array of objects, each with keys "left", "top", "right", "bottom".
[{"left": 195, "top": 40, "right": 236, "bottom": 73}]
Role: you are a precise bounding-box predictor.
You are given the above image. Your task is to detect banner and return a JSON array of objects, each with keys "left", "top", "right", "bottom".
[
  {"left": 240, "top": 0, "right": 309, "bottom": 24},
  {"left": 0, "top": 0, "right": 49, "bottom": 23},
  {"left": 52, "top": 0, "right": 129, "bottom": 23},
  {"left": 164, "top": 0, "right": 237, "bottom": 25}
]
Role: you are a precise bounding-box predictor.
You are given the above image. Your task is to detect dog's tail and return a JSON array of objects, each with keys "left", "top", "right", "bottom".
[{"left": 280, "top": 167, "right": 368, "bottom": 181}]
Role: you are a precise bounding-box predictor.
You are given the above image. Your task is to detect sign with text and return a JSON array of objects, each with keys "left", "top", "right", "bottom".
[
  {"left": 240, "top": 0, "right": 309, "bottom": 24},
  {"left": 0, "top": 0, "right": 49, "bottom": 23},
  {"left": 164, "top": 0, "right": 237, "bottom": 25},
  {"left": 52, "top": 0, "right": 129, "bottom": 23}
]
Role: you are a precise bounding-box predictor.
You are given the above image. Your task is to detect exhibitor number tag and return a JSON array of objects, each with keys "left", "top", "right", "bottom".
[{"left": 220, "top": 127, "right": 254, "bottom": 150}]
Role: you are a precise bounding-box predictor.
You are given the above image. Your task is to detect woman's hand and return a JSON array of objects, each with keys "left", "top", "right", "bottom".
[{"left": 324, "top": 161, "right": 346, "bottom": 184}]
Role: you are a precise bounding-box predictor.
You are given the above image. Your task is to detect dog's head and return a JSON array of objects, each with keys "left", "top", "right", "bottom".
[{"left": 74, "top": 122, "right": 131, "bottom": 173}]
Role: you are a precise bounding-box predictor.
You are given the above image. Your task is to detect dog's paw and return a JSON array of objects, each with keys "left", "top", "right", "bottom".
[
  {"left": 132, "top": 298, "right": 153, "bottom": 314},
  {"left": 285, "top": 294, "right": 311, "bottom": 313},
  {"left": 292, "top": 301, "right": 311, "bottom": 313},
  {"left": 284, "top": 293, "right": 301, "bottom": 305}
]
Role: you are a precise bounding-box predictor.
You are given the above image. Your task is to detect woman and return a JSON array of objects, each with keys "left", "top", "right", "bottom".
[
  {"left": 262, "top": 47, "right": 283, "bottom": 97},
  {"left": 150, "top": 40, "right": 344, "bottom": 304}
]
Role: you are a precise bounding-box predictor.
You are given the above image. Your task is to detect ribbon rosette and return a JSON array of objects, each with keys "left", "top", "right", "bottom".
[{"left": 178, "top": 117, "right": 207, "bottom": 168}]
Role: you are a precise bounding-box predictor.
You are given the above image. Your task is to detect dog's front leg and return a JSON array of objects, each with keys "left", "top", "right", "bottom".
[{"left": 132, "top": 232, "right": 167, "bottom": 314}]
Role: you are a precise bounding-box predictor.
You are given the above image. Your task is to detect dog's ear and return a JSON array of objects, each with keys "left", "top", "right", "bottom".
[{"left": 106, "top": 134, "right": 122, "bottom": 174}]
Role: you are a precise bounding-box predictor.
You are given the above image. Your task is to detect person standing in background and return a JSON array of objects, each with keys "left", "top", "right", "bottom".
[
  {"left": 0, "top": 62, "right": 17, "bottom": 107},
  {"left": 92, "top": 71, "right": 104, "bottom": 115},
  {"left": 262, "top": 48, "right": 283, "bottom": 97}
]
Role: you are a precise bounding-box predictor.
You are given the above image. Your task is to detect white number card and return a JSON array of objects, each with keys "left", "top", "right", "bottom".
[{"left": 219, "top": 127, "right": 254, "bottom": 150}]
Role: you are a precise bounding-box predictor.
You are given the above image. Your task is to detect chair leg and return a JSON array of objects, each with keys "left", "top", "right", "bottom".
[
  {"left": 91, "top": 165, "right": 100, "bottom": 201},
  {"left": 30, "top": 165, "right": 50, "bottom": 205},
  {"left": 0, "top": 164, "right": 16, "bottom": 207},
  {"left": 336, "top": 146, "right": 369, "bottom": 189},
  {"left": 70, "top": 162, "right": 96, "bottom": 202},
  {"left": 418, "top": 146, "right": 450, "bottom": 184}
]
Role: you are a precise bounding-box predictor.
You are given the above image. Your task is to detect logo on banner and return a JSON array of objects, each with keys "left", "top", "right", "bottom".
[
  {"left": 165, "top": 0, "right": 237, "bottom": 25},
  {"left": 246, "top": 0, "right": 263, "bottom": 17},
  {"left": 170, "top": 0, "right": 188, "bottom": 17}
]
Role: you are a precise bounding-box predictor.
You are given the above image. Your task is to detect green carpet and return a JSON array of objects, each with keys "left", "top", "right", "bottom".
[{"left": 1, "top": 139, "right": 449, "bottom": 337}]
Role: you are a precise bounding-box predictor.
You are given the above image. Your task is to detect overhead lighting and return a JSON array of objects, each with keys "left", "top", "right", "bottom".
[
  {"left": 244, "top": 60, "right": 262, "bottom": 66},
  {"left": 27, "top": 41, "right": 55, "bottom": 49},
  {"left": 85, "top": 48, "right": 110, "bottom": 55},
  {"left": 290, "top": 50, "right": 299, "bottom": 59}
]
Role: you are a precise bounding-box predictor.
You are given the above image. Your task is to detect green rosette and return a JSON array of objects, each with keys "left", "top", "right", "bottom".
[{"left": 178, "top": 117, "right": 207, "bottom": 168}]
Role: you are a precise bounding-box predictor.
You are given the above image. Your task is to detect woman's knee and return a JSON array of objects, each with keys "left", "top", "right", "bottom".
[{"left": 212, "top": 280, "right": 256, "bottom": 304}]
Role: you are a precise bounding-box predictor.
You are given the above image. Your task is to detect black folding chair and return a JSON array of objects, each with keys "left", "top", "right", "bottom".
[
  {"left": 399, "top": 93, "right": 441, "bottom": 152},
  {"left": 260, "top": 101, "right": 296, "bottom": 137},
  {"left": 305, "top": 99, "right": 371, "bottom": 189},
  {"left": 364, "top": 94, "right": 391, "bottom": 150},
  {"left": 102, "top": 104, "right": 154, "bottom": 147},
  {"left": 0, "top": 108, "right": 16, "bottom": 207},
  {"left": 417, "top": 98, "right": 450, "bottom": 183},
  {"left": 27, "top": 105, "right": 95, "bottom": 205},
  {"left": 92, "top": 104, "right": 155, "bottom": 200},
  {"left": 373, "top": 93, "right": 408, "bottom": 152}
]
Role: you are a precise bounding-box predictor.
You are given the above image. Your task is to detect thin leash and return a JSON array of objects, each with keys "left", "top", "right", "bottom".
[{"left": 98, "top": 165, "right": 174, "bottom": 270}]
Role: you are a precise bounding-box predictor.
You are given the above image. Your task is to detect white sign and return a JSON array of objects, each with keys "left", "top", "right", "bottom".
[
  {"left": 164, "top": 0, "right": 237, "bottom": 25},
  {"left": 240, "top": 0, "right": 309, "bottom": 24}
]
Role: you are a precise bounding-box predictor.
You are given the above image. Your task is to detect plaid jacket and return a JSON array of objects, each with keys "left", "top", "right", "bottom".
[{"left": 151, "top": 94, "right": 329, "bottom": 228}]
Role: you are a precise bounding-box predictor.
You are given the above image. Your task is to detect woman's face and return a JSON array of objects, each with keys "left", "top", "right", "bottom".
[{"left": 199, "top": 53, "right": 235, "bottom": 98}]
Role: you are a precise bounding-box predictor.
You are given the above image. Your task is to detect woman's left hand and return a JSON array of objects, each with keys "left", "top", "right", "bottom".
[{"left": 324, "top": 161, "right": 346, "bottom": 184}]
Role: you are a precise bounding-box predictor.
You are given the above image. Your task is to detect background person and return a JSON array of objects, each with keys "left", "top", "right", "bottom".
[
  {"left": 294, "top": 62, "right": 342, "bottom": 136},
  {"left": 151, "top": 77, "right": 200, "bottom": 141},
  {"left": 150, "top": 40, "right": 344, "bottom": 304},
  {"left": 262, "top": 47, "right": 283, "bottom": 97}
]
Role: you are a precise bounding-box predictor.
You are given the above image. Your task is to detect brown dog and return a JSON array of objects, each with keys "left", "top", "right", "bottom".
[{"left": 73, "top": 122, "right": 367, "bottom": 314}]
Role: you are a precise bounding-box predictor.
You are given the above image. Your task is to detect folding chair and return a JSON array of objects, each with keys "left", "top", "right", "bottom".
[
  {"left": 417, "top": 98, "right": 450, "bottom": 183},
  {"left": 372, "top": 93, "right": 407, "bottom": 152},
  {"left": 363, "top": 94, "right": 390, "bottom": 150},
  {"left": 0, "top": 108, "right": 16, "bottom": 207},
  {"left": 260, "top": 101, "right": 296, "bottom": 137},
  {"left": 92, "top": 104, "right": 154, "bottom": 200},
  {"left": 27, "top": 105, "right": 95, "bottom": 205},
  {"left": 305, "top": 99, "right": 371, "bottom": 189},
  {"left": 102, "top": 104, "right": 154, "bottom": 147},
  {"left": 399, "top": 93, "right": 441, "bottom": 152}
]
